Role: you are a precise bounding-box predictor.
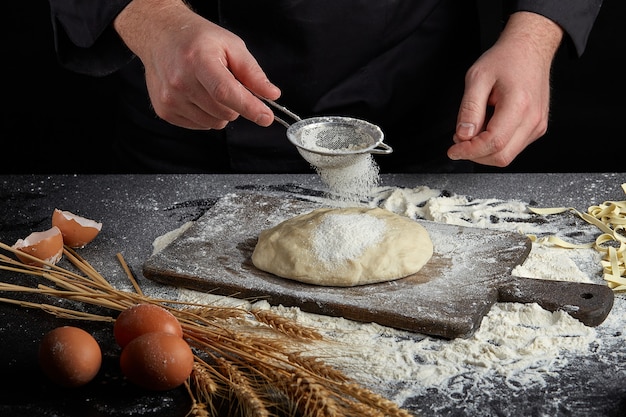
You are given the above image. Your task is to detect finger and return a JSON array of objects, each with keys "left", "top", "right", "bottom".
[
  {"left": 151, "top": 83, "right": 233, "bottom": 130},
  {"left": 448, "top": 131, "right": 491, "bottom": 161},
  {"left": 451, "top": 85, "right": 531, "bottom": 162},
  {"left": 196, "top": 54, "right": 279, "bottom": 127},
  {"left": 229, "top": 53, "right": 281, "bottom": 101},
  {"left": 166, "top": 104, "right": 231, "bottom": 130},
  {"left": 227, "top": 54, "right": 282, "bottom": 127},
  {"left": 222, "top": 36, "right": 281, "bottom": 100},
  {"left": 448, "top": 117, "right": 525, "bottom": 167},
  {"left": 455, "top": 68, "right": 493, "bottom": 142},
  {"left": 148, "top": 78, "right": 234, "bottom": 130}
]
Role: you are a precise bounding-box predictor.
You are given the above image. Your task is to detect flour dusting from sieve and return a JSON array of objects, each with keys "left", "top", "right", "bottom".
[
  {"left": 316, "top": 155, "right": 380, "bottom": 202},
  {"left": 312, "top": 213, "right": 386, "bottom": 264},
  {"left": 297, "top": 122, "right": 381, "bottom": 201}
]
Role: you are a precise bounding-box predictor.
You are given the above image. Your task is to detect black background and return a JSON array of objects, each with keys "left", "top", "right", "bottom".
[{"left": 4, "top": 1, "right": 625, "bottom": 174}]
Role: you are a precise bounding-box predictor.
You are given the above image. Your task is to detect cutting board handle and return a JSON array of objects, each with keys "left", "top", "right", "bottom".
[{"left": 498, "top": 277, "right": 614, "bottom": 327}]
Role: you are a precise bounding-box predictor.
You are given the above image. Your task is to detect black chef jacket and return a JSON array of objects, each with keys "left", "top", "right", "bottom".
[{"left": 47, "top": 0, "right": 603, "bottom": 173}]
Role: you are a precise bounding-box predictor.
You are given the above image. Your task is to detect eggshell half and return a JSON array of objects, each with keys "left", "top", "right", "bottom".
[
  {"left": 12, "top": 226, "right": 64, "bottom": 266},
  {"left": 52, "top": 209, "right": 102, "bottom": 248}
]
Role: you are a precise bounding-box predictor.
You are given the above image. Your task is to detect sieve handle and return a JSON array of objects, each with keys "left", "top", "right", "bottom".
[
  {"left": 368, "top": 142, "right": 393, "bottom": 155},
  {"left": 256, "top": 95, "right": 302, "bottom": 128}
]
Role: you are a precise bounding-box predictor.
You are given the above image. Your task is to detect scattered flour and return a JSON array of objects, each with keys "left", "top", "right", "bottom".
[
  {"left": 512, "top": 244, "right": 598, "bottom": 283},
  {"left": 155, "top": 184, "right": 623, "bottom": 414},
  {"left": 261, "top": 300, "right": 595, "bottom": 390},
  {"left": 375, "top": 186, "right": 546, "bottom": 235},
  {"left": 152, "top": 221, "right": 193, "bottom": 253}
]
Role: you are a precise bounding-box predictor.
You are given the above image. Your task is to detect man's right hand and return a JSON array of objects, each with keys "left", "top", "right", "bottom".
[{"left": 113, "top": 0, "right": 281, "bottom": 130}]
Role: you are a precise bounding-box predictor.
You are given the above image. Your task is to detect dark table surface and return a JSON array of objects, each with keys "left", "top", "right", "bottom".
[{"left": 1, "top": 172, "right": 625, "bottom": 417}]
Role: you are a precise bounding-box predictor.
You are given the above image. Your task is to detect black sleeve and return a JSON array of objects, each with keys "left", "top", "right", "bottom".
[
  {"left": 508, "top": 0, "right": 603, "bottom": 56},
  {"left": 47, "top": 0, "right": 136, "bottom": 76}
]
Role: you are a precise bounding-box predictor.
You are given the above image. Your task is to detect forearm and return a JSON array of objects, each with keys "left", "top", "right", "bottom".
[
  {"left": 509, "top": 0, "right": 603, "bottom": 56},
  {"left": 498, "top": 11, "right": 563, "bottom": 69},
  {"left": 113, "top": 0, "right": 192, "bottom": 60}
]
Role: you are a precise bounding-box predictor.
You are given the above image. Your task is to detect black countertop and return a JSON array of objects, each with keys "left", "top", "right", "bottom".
[{"left": 1, "top": 173, "right": 625, "bottom": 417}]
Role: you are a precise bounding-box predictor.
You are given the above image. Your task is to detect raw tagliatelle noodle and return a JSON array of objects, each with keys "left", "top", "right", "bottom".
[{"left": 528, "top": 183, "right": 626, "bottom": 292}]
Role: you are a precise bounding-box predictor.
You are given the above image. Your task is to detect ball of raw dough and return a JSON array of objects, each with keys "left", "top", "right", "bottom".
[{"left": 251, "top": 207, "right": 433, "bottom": 287}]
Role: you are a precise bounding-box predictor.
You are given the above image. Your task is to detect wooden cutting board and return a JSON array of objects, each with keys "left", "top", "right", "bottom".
[{"left": 143, "top": 193, "right": 614, "bottom": 339}]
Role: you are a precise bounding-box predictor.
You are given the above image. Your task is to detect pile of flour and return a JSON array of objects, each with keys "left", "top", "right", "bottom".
[
  {"left": 154, "top": 184, "right": 624, "bottom": 413},
  {"left": 313, "top": 212, "right": 386, "bottom": 264}
]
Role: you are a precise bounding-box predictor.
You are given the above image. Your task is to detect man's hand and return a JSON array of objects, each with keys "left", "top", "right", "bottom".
[
  {"left": 114, "top": 0, "right": 281, "bottom": 130},
  {"left": 448, "top": 11, "right": 563, "bottom": 167}
]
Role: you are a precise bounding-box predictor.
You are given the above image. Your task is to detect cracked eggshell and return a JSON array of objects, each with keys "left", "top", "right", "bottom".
[
  {"left": 52, "top": 209, "right": 102, "bottom": 248},
  {"left": 12, "top": 226, "right": 64, "bottom": 266}
]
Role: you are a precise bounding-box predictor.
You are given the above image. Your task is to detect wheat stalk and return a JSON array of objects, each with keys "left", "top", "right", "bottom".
[
  {"left": 0, "top": 241, "right": 416, "bottom": 417},
  {"left": 252, "top": 309, "right": 324, "bottom": 341}
]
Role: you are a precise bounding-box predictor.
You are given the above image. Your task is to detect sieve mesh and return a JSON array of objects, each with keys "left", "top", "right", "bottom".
[
  {"left": 289, "top": 118, "right": 381, "bottom": 155},
  {"left": 258, "top": 96, "right": 392, "bottom": 169},
  {"left": 299, "top": 124, "right": 373, "bottom": 152}
]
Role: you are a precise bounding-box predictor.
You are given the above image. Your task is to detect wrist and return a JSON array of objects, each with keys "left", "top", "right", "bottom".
[
  {"left": 499, "top": 11, "right": 564, "bottom": 65},
  {"left": 113, "top": 0, "right": 191, "bottom": 57}
]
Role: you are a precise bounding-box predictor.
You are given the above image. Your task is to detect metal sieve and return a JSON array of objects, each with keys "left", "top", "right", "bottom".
[{"left": 260, "top": 97, "right": 392, "bottom": 169}]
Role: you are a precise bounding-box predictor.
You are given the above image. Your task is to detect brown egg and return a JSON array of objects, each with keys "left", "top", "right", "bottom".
[
  {"left": 119, "top": 332, "right": 194, "bottom": 391},
  {"left": 52, "top": 209, "right": 102, "bottom": 248},
  {"left": 113, "top": 303, "right": 184, "bottom": 348},
  {"left": 38, "top": 326, "right": 102, "bottom": 387},
  {"left": 12, "top": 226, "right": 64, "bottom": 266}
]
